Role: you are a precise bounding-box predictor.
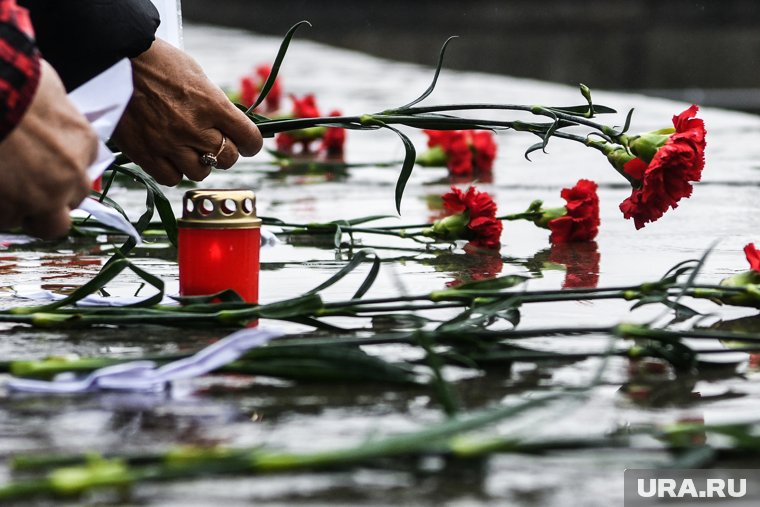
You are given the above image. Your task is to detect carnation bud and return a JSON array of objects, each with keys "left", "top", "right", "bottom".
[
  {"left": 579, "top": 83, "right": 592, "bottom": 103},
  {"left": 717, "top": 270, "right": 760, "bottom": 308},
  {"left": 416, "top": 145, "right": 448, "bottom": 167},
  {"left": 627, "top": 128, "right": 674, "bottom": 163}
]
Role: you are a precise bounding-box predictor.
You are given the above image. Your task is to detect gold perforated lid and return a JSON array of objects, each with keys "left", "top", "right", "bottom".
[{"left": 178, "top": 189, "right": 262, "bottom": 229}]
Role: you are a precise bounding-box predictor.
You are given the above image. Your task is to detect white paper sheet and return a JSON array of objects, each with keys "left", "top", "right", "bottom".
[
  {"left": 6, "top": 326, "right": 285, "bottom": 393},
  {"left": 67, "top": 59, "right": 141, "bottom": 243}
]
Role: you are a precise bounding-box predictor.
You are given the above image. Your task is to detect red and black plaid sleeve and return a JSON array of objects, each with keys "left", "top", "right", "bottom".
[{"left": 0, "top": 0, "right": 40, "bottom": 142}]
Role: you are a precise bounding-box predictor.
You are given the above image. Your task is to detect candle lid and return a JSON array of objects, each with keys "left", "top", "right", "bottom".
[{"left": 178, "top": 189, "right": 262, "bottom": 229}]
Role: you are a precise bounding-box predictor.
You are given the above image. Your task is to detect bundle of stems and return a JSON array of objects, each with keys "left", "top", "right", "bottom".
[
  {"left": 3, "top": 382, "right": 759, "bottom": 501},
  {"left": 0, "top": 252, "right": 752, "bottom": 329},
  {"left": 5, "top": 322, "right": 760, "bottom": 382},
  {"left": 0, "top": 392, "right": 613, "bottom": 501}
]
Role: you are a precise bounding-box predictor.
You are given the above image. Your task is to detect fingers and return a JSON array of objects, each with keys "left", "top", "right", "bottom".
[
  {"left": 23, "top": 208, "right": 72, "bottom": 240},
  {"left": 146, "top": 156, "right": 183, "bottom": 186},
  {"left": 193, "top": 129, "right": 240, "bottom": 170},
  {"left": 174, "top": 147, "right": 213, "bottom": 181},
  {"left": 66, "top": 173, "right": 92, "bottom": 210},
  {"left": 215, "top": 100, "right": 263, "bottom": 157}
]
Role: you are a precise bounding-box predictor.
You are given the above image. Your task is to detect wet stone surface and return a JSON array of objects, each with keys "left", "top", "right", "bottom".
[{"left": 1, "top": 23, "right": 760, "bottom": 506}]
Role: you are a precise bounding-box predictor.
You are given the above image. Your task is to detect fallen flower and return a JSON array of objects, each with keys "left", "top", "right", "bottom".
[
  {"left": 418, "top": 130, "right": 497, "bottom": 176},
  {"left": 547, "top": 179, "right": 600, "bottom": 243},
  {"left": 504, "top": 179, "right": 600, "bottom": 244},
  {"left": 424, "top": 186, "right": 503, "bottom": 250}
]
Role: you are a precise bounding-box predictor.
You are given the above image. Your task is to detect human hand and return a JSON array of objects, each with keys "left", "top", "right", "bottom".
[
  {"left": 0, "top": 60, "right": 96, "bottom": 239},
  {"left": 113, "top": 39, "right": 263, "bottom": 186}
]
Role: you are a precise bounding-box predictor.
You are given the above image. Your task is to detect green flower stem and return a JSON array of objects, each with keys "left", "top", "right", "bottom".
[
  {"left": 548, "top": 130, "right": 640, "bottom": 186},
  {"left": 255, "top": 116, "right": 363, "bottom": 135},
  {"left": 499, "top": 212, "right": 543, "bottom": 221},
  {"left": 370, "top": 223, "right": 432, "bottom": 230},
  {"left": 0, "top": 393, "right": 567, "bottom": 500},
  {"left": 7, "top": 322, "right": 760, "bottom": 383},
  {"left": 0, "top": 326, "right": 615, "bottom": 377},
  {"left": 392, "top": 103, "right": 616, "bottom": 136},
  {"left": 614, "top": 322, "right": 760, "bottom": 344},
  {"left": 0, "top": 281, "right": 749, "bottom": 330},
  {"left": 254, "top": 112, "right": 566, "bottom": 139},
  {"left": 318, "top": 303, "right": 464, "bottom": 316},
  {"left": 281, "top": 223, "right": 427, "bottom": 239}
]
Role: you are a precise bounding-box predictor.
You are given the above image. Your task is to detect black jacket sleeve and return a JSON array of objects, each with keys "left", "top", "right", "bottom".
[{"left": 18, "top": 0, "right": 160, "bottom": 90}]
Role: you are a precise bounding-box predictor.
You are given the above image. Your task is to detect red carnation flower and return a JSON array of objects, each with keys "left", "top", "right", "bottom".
[
  {"left": 745, "top": 243, "right": 760, "bottom": 272},
  {"left": 240, "top": 64, "right": 282, "bottom": 112},
  {"left": 442, "top": 185, "right": 498, "bottom": 219},
  {"left": 291, "top": 94, "right": 320, "bottom": 118},
  {"left": 470, "top": 131, "right": 497, "bottom": 171},
  {"left": 619, "top": 105, "right": 706, "bottom": 229},
  {"left": 275, "top": 94, "right": 323, "bottom": 154},
  {"left": 422, "top": 130, "right": 498, "bottom": 176},
  {"left": 275, "top": 132, "right": 297, "bottom": 153},
  {"left": 548, "top": 179, "right": 600, "bottom": 243},
  {"left": 431, "top": 186, "right": 503, "bottom": 250},
  {"left": 321, "top": 110, "right": 346, "bottom": 157}
]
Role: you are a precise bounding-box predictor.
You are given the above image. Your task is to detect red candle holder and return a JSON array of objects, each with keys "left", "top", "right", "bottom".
[{"left": 178, "top": 189, "right": 262, "bottom": 303}]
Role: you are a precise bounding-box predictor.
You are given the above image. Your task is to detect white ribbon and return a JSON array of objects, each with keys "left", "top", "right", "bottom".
[{"left": 6, "top": 326, "right": 285, "bottom": 393}]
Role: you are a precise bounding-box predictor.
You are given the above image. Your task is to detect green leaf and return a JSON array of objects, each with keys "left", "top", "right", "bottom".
[
  {"left": 352, "top": 253, "right": 381, "bottom": 299},
  {"left": 497, "top": 307, "right": 521, "bottom": 327},
  {"left": 331, "top": 215, "right": 396, "bottom": 226},
  {"left": 524, "top": 141, "right": 546, "bottom": 161},
  {"left": 397, "top": 36, "right": 458, "bottom": 110},
  {"left": 111, "top": 165, "right": 177, "bottom": 246},
  {"left": 550, "top": 104, "right": 617, "bottom": 115},
  {"left": 10, "top": 259, "right": 129, "bottom": 314},
  {"left": 256, "top": 294, "right": 324, "bottom": 319},
  {"left": 305, "top": 249, "right": 379, "bottom": 296},
  {"left": 437, "top": 297, "right": 520, "bottom": 332},
  {"left": 10, "top": 256, "right": 164, "bottom": 313},
  {"left": 247, "top": 20, "right": 312, "bottom": 113},
  {"left": 539, "top": 111, "right": 560, "bottom": 152},
  {"left": 659, "top": 259, "right": 699, "bottom": 285},
  {"left": 235, "top": 103, "right": 271, "bottom": 122},
  {"left": 123, "top": 262, "right": 165, "bottom": 307},
  {"left": 235, "top": 345, "right": 418, "bottom": 384},
  {"left": 382, "top": 124, "right": 417, "bottom": 214},
  {"left": 620, "top": 108, "right": 635, "bottom": 134}
]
